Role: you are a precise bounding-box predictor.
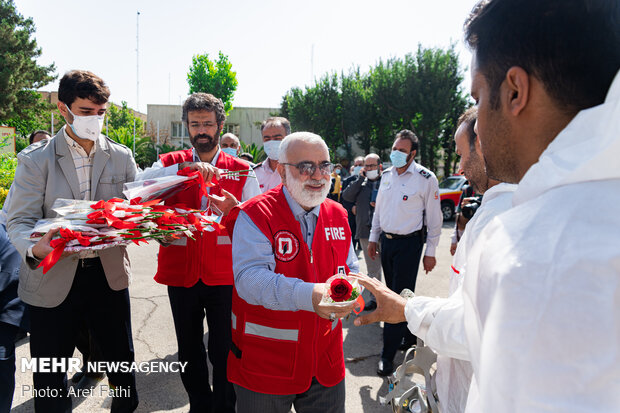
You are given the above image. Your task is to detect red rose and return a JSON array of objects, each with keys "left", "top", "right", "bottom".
[{"left": 329, "top": 278, "right": 353, "bottom": 302}]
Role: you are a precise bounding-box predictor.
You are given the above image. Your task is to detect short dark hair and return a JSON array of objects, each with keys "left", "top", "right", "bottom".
[
  {"left": 58, "top": 70, "right": 110, "bottom": 108},
  {"left": 261, "top": 117, "right": 291, "bottom": 136},
  {"left": 395, "top": 129, "right": 419, "bottom": 152},
  {"left": 239, "top": 152, "right": 254, "bottom": 162},
  {"left": 465, "top": 0, "right": 620, "bottom": 114},
  {"left": 457, "top": 106, "right": 478, "bottom": 151},
  {"left": 29, "top": 130, "right": 50, "bottom": 144},
  {"left": 182, "top": 93, "right": 226, "bottom": 128}
]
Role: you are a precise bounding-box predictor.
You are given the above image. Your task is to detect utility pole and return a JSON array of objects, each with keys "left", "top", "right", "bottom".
[
  {"left": 136, "top": 11, "right": 140, "bottom": 112},
  {"left": 311, "top": 44, "right": 314, "bottom": 84}
]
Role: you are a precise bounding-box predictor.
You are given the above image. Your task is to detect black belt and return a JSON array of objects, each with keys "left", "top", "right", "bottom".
[
  {"left": 383, "top": 230, "right": 423, "bottom": 240},
  {"left": 78, "top": 257, "right": 101, "bottom": 268}
]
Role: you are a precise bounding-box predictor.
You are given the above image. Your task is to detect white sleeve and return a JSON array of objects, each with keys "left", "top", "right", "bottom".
[
  {"left": 423, "top": 175, "right": 443, "bottom": 256},
  {"left": 241, "top": 169, "right": 261, "bottom": 202},
  {"left": 405, "top": 287, "right": 470, "bottom": 361}
]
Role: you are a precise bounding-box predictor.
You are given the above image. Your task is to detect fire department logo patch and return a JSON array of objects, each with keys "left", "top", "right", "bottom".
[{"left": 274, "top": 230, "right": 300, "bottom": 262}]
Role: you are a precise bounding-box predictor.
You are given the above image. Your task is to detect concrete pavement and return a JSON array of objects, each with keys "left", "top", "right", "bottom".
[{"left": 11, "top": 222, "right": 455, "bottom": 412}]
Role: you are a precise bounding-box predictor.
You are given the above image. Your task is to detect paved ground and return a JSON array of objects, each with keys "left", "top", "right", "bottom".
[{"left": 11, "top": 221, "right": 455, "bottom": 412}]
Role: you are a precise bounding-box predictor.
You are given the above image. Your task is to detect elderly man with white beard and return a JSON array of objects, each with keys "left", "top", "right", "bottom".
[{"left": 229, "top": 132, "right": 360, "bottom": 413}]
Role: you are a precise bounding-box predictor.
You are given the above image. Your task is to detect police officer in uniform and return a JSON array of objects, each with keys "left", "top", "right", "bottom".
[{"left": 367, "top": 129, "right": 442, "bottom": 376}]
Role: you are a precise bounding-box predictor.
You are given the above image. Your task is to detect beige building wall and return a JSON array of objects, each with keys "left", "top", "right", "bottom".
[{"left": 146, "top": 104, "right": 279, "bottom": 148}]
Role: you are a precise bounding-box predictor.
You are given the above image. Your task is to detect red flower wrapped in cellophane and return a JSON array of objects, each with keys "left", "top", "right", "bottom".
[
  {"left": 321, "top": 274, "right": 364, "bottom": 305},
  {"left": 122, "top": 166, "right": 255, "bottom": 204},
  {"left": 29, "top": 197, "right": 225, "bottom": 274}
]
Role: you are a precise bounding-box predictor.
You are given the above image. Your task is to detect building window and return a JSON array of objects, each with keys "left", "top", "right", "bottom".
[
  {"left": 171, "top": 122, "right": 189, "bottom": 138},
  {"left": 222, "top": 124, "right": 240, "bottom": 136}
]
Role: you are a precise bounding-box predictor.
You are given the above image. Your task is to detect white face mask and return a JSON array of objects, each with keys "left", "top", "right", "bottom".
[
  {"left": 66, "top": 105, "right": 104, "bottom": 142},
  {"left": 366, "top": 170, "right": 379, "bottom": 180},
  {"left": 263, "top": 140, "right": 281, "bottom": 160}
]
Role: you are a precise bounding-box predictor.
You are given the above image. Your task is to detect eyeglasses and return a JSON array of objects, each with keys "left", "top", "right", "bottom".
[{"left": 281, "top": 161, "right": 334, "bottom": 176}]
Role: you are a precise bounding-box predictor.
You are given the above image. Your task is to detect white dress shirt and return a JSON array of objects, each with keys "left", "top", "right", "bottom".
[
  {"left": 369, "top": 160, "right": 443, "bottom": 256},
  {"left": 253, "top": 158, "right": 282, "bottom": 193}
]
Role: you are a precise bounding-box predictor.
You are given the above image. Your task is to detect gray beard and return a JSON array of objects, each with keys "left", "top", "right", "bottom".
[{"left": 285, "top": 169, "right": 330, "bottom": 209}]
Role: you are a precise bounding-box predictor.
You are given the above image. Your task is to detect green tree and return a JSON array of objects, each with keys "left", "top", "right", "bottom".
[
  {"left": 105, "top": 101, "right": 144, "bottom": 146},
  {"left": 3, "top": 93, "right": 59, "bottom": 139},
  {"left": 367, "top": 45, "right": 468, "bottom": 169},
  {"left": 280, "top": 45, "right": 467, "bottom": 172},
  {"left": 283, "top": 73, "right": 346, "bottom": 159},
  {"left": 105, "top": 101, "right": 156, "bottom": 167},
  {"left": 0, "top": 0, "right": 55, "bottom": 121},
  {"left": 187, "top": 52, "right": 238, "bottom": 114},
  {"left": 341, "top": 68, "right": 377, "bottom": 154}
]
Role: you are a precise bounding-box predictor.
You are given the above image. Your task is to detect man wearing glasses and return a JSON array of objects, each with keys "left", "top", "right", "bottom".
[
  {"left": 230, "top": 132, "right": 359, "bottom": 413},
  {"left": 341, "top": 153, "right": 384, "bottom": 311},
  {"left": 368, "top": 129, "right": 443, "bottom": 376}
]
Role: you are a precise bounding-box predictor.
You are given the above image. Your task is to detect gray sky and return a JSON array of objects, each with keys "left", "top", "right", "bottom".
[{"left": 16, "top": 0, "right": 479, "bottom": 112}]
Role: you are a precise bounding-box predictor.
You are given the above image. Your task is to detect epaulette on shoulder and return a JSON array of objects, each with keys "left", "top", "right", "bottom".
[
  {"left": 252, "top": 161, "right": 263, "bottom": 170},
  {"left": 418, "top": 168, "right": 431, "bottom": 179}
]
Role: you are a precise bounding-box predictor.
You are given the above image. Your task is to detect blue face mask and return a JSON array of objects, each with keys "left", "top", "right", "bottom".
[
  {"left": 263, "top": 140, "right": 281, "bottom": 160},
  {"left": 221, "top": 147, "right": 237, "bottom": 157},
  {"left": 353, "top": 166, "right": 363, "bottom": 176},
  {"left": 390, "top": 150, "right": 409, "bottom": 168}
]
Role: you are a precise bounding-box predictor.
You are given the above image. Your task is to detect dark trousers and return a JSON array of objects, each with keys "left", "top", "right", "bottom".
[
  {"left": 0, "top": 322, "right": 19, "bottom": 413},
  {"left": 75, "top": 320, "right": 103, "bottom": 370},
  {"left": 380, "top": 234, "right": 424, "bottom": 362},
  {"left": 28, "top": 259, "right": 137, "bottom": 413},
  {"left": 167, "top": 281, "right": 235, "bottom": 413},
  {"left": 234, "top": 378, "right": 345, "bottom": 413}
]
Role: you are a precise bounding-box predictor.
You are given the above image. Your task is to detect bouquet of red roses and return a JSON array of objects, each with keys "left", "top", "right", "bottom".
[{"left": 30, "top": 197, "right": 225, "bottom": 274}]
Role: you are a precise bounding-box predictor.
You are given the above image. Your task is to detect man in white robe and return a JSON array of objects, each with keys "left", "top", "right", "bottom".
[{"left": 355, "top": 1, "right": 620, "bottom": 411}]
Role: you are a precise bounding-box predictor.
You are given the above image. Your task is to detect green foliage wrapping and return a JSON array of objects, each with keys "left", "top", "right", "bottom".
[
  {"left": 0, "top": 153, "right": 17, "bottom": 208},
  {"left": 0, "top": 0, "right": 56, "bottom": 122},
  {"left": 281, "top": 45, "right": 469, "bottom": 175},
  {"left": 187, "top": 52, "right": 238, "bottom": 115}
]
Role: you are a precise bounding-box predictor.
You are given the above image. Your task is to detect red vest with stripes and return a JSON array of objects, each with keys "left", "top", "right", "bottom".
[
  {"left": 155, "top": 149, "right": 248, "bottom": 286},
  {"left": 228, "top": 185, "right": 351, "bottom": 394}
]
